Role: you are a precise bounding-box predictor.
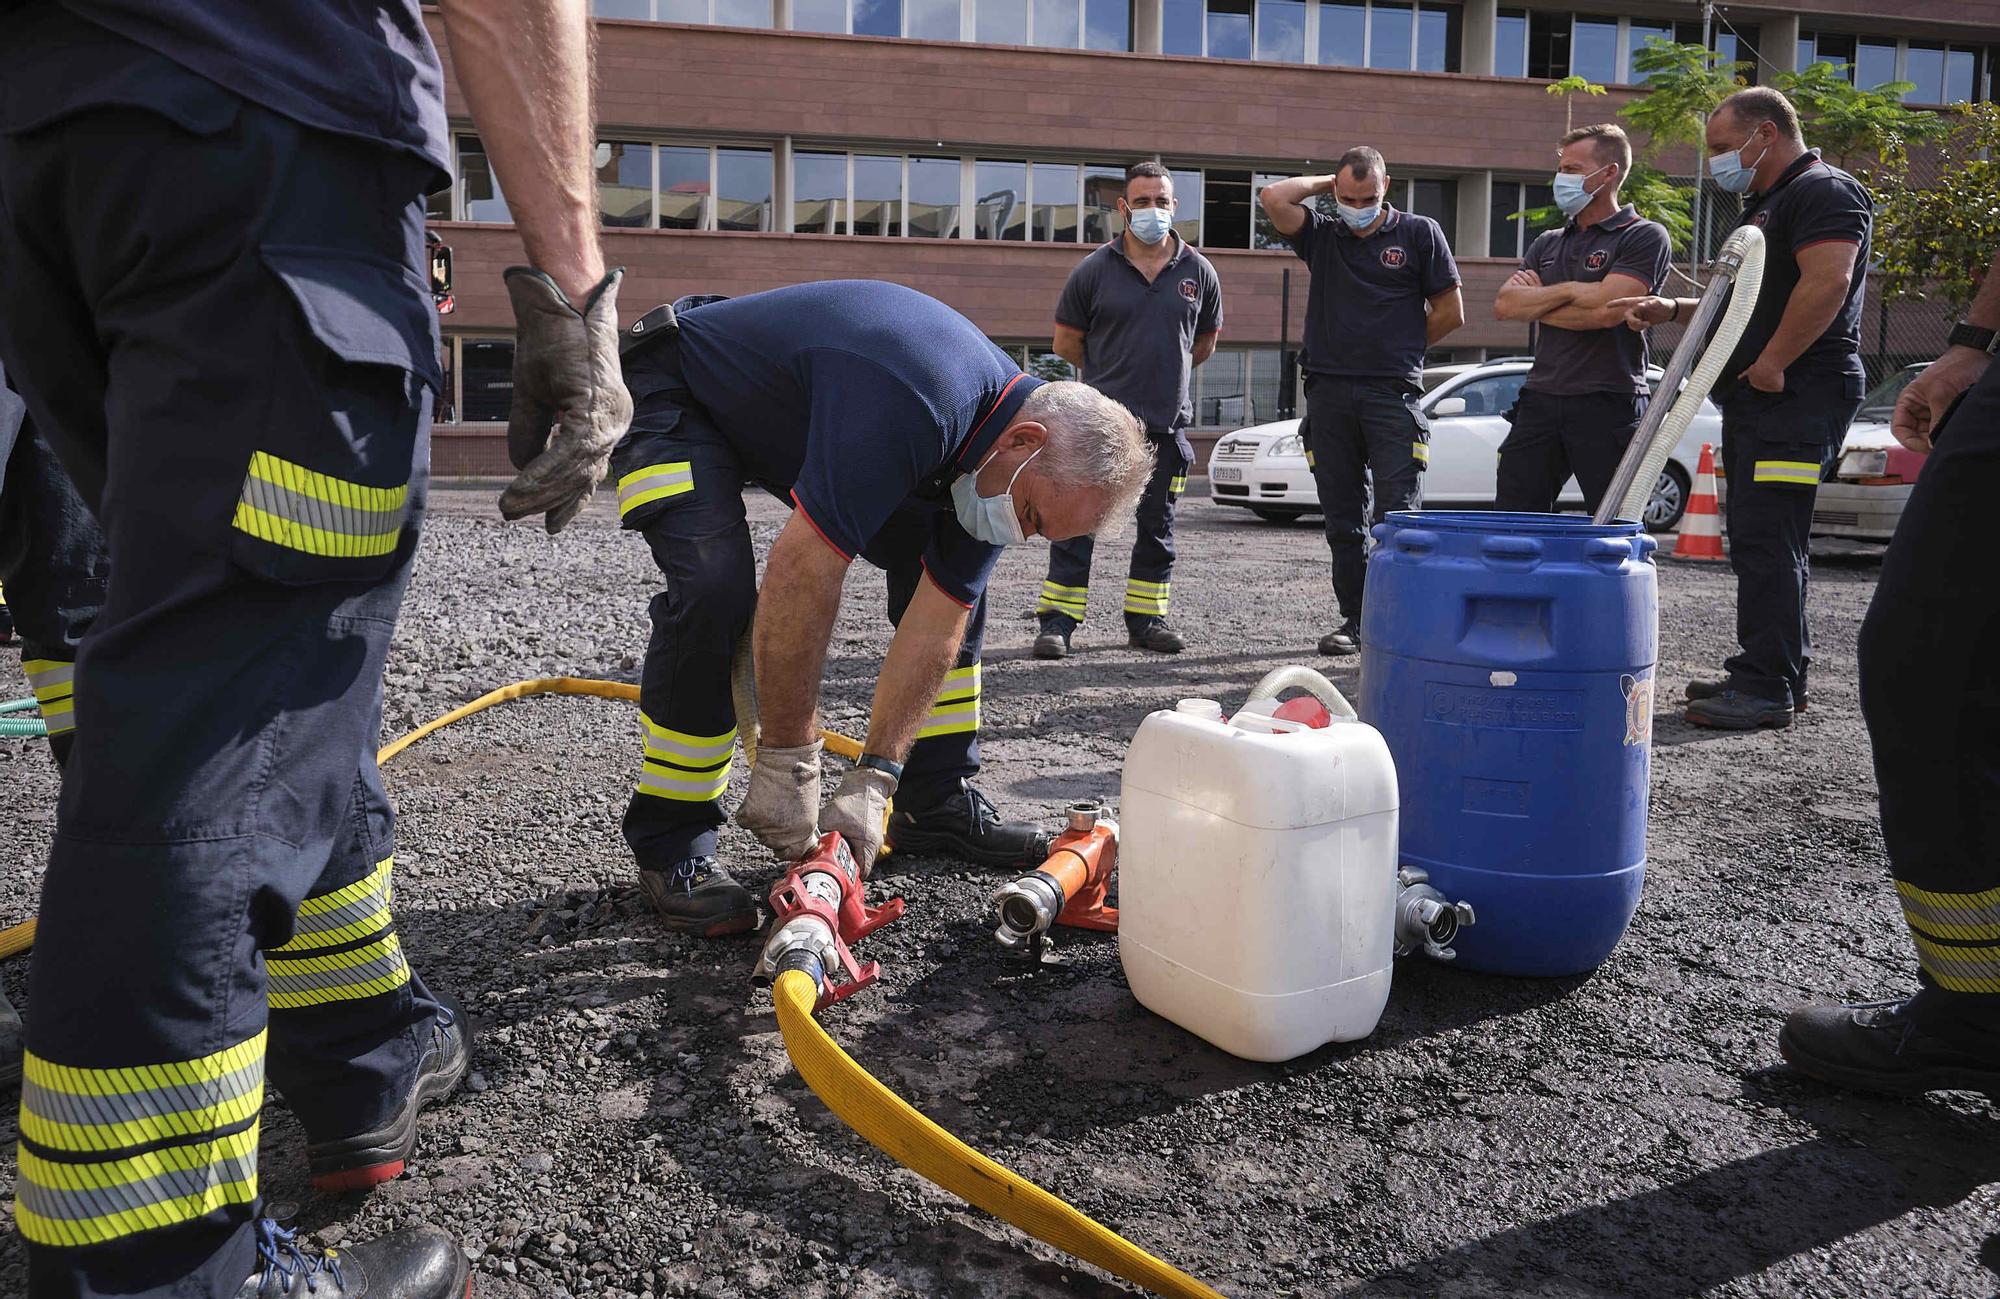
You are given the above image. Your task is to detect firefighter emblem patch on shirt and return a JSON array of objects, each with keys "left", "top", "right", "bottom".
[
  {"left": 1586, "top": 249, "right": 1609, "bottom": 271},
  {"left": 1179, "top": 277, "right": 1199, "bottom": 301},
  {"left": 1752, "top": 210, "right": 1770, "bottom": 227},
  {"left": 1380, "top": 247, "right": 1407, "bottom": 268}
]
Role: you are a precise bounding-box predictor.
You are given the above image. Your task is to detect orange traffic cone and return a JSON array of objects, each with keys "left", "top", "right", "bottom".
[{"left": 1668, "top": 443, "right": 1725, "bottom": 562}]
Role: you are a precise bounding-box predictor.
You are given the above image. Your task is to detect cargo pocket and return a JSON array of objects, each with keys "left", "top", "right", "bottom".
[
  {"left": 229, "top": 248, "right": 440, "bottom": 586},
  {"left": 1405, "top": 391, "right": 1433, "bottom": 471}
]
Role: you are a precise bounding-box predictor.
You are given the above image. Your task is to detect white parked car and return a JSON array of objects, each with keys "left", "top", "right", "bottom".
[
  {"left": 1207, "top": 359, "right": 1721, "bottom": 532},
  {"left": 1810, "top": 363, "right": 1930, "bottom": 544}
]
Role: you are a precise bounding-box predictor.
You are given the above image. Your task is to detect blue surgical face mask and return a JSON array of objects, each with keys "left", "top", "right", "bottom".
[
  {"left": 1127, "top": 206, "right": 1173, "bottom": 245},
  {"left": 952, "top": 444, "right": 1042, "bottom": 546},
  {"left": 1708, "top": 131, "right": 1768, "bottom": 195},
  {"left": 1551, "top": 163, "right": 1611, "bottom": 217},
  {"left": 1336, "top": 200, "right": 1382, "bottom": 230}
]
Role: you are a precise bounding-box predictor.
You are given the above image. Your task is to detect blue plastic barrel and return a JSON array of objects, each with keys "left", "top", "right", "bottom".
[{"left": 1359, "top": 512, "right": 1658, "bottom": 976}]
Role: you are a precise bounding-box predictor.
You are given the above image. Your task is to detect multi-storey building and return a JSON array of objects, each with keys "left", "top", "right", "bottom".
[{"left": 423, "top": 1, "right": 1991, "bottom": 473}]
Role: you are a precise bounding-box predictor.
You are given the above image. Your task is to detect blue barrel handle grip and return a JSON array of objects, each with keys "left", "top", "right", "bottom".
[
  {"left": 1583, "top": 537, "right": 1633, "bottom": 566},
  {"left": 1393, "top": 528, "right": 1440, "bottom": 555},
  {"left": 1479, "top": 535, "right": 1544, "bottom": 569}
]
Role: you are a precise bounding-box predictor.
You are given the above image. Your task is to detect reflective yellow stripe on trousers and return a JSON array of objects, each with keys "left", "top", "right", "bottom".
[
  {"left": 266, "top": 856, "right": 412, "bottom": 1009},
  {"left": 618, "top": 462, "right": 694, "bottom": 519},
  {"left": 1035, "top": 580, "right": 1087, "bottom": 621},
  {"left": 1899, "top": 879, "right": 2000, "bottom": 992},
  {"left": 231, "top": 451, "right": 410, "bottom": 558},
  {"left": 23, "top": 658, "right": 75, "bottom": 736},
  {"left": 1124, "top": 577, "right": 1170, "bottom": 617},
  {"left": 1752, "top": 460, "right": 1820, "bottom": 486},
  {"left": 16, "top": 1032, "right": 265, "bottom": 1247},
  {"left": 636, "top": 712, "right": 737, "bottom": 802},
  {"left": 917, "top": 663, "right": 979, "bottom": 739}
]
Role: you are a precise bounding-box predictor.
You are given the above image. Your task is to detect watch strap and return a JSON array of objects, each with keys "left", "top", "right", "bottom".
[
  {"left": 1947, "top": 321, "right": 2000, "bottom": 355},
  {"left": 857, "top": 753, "right": 904, "bottom": 782}
]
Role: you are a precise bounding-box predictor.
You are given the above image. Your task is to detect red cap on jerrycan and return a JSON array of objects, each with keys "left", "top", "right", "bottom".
[{"left": 1271, "top": 696, "right": 1332, "bottom": 728}]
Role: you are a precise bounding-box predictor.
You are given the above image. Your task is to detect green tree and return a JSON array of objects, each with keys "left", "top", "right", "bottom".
[
  {"left": 1769, "top": 61, "right": 1943, "bottom": 168},
  {"left": 1874, "top": 101, "right": 2000, "bottom": 317},
  {"left": 1546, "top": 75, "right": 1607, "bottom": 133},
  {"left": 1619, "top": 38, "right": 1747, "bottom": 154}
]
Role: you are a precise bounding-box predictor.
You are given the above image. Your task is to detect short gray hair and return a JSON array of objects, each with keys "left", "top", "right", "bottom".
[{"left": 1020, "top": 381, "right": 1154, "bottom": 519}]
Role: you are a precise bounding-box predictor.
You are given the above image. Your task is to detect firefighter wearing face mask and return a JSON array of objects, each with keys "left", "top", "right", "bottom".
[
  {"left": 1615, "top": 88, "right": 1872, "bottom": 732},
  {"left": 1033, "top": 162, "right": 1223, "bottom": 660},
  {"left": 608, "top": 282, "right": 1156, "bottom": 935},
  {"left": 1492, "top": 123, "right": 1671, "bottom": 517}
]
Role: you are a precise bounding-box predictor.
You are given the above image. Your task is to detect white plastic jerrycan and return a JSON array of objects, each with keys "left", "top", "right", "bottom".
[{"left": 1117, "top": 668, "right": 1399, "bottom": 1062}]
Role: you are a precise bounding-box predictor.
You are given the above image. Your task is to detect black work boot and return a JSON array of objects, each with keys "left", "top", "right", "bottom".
[
  {"left": 307, "top": 1000, "right": 471, "bottom": 1192},
  {"left": 888, "top": 780, "right": 1050, "bottom": 870},
  {"left": 0, "top": 987, "right": 20, "bottom": 1094},
  {"left": 1317, "top": 618, "right": 1360, "bottom": 657},
  {"left": 640, "top": 855, "right": 759, "bottom": 937},
  {"left": 1687, "top": 675, "right": 1809, "bottom": 713},
  {"left": 1685, "top": 689, "right": 1793, "bottom": 730},
  {"left": 1127, "top": 619, "right": 1185, "bottom": 654},
  {"left": 1033, "top": 628, "right": 1070, "bottom": 659},
  {"left": 236, "top": 1218, "right": 469, "bottom": 1299},
  {"left": 1778, "top": 997, "right": 2000, "bottom": 1097}
]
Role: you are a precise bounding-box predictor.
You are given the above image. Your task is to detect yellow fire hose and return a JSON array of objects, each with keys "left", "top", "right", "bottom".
[
  {"left": 2, "top": 674, "right": 1230, "bottom": 1298},
  {"left": 771, "top": 969, "right": 1228, "bottom": 1297}
]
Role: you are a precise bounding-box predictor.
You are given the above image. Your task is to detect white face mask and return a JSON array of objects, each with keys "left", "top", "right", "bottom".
[
  {"left": 1127, "top": 206, "right": 1173, "bottom": 245},
  {"left": 952, "top": 444, "right": 1041, "bottom": 546}
]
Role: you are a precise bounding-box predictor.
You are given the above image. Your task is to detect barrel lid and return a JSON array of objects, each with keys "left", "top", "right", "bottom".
[{"left": 1383, "top": 510, "right": 1642, "bottom": 537}]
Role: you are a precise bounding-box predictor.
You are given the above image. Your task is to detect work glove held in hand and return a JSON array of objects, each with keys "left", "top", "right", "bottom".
[
  {"left": 737, "top": 740, "right": 822, "bottom": 861},
  {"left": 821, "top": 767, "right": 898, "bottom": 879},
  {"left": 497, "top": 266, "right": 633, "bottom": 534}
]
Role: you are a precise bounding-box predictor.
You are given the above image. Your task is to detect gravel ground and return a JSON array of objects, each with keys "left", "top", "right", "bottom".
[{"left": 3, "top": 484, "right": 1996, "bottom": 1299}]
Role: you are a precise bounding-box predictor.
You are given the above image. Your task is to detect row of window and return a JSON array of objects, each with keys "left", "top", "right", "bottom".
[
  {"left": 440, "top": 333, "right": 1293, "bottom": 427},
  {"left": 437, "top": 134, "right": 1482, "bottom": 252},
  {"left": 578, "top": 0, "right": 1996, "bottom": 103}
]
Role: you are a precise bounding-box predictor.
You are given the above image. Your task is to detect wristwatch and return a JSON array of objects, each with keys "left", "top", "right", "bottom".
[
  {"left": 1946, "top": 321, "right": 2000, "bottom": 355},
  {"left": 857, "top": 753, "right": 904, "bottom": 782}
]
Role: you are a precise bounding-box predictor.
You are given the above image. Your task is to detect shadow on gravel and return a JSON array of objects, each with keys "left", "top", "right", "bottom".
[{"left": 1338, "top": 1073, "right": 2000, "bottom": 1299}]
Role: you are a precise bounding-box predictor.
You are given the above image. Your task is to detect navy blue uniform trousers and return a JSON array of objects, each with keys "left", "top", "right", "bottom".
[
  {"left": 0, "top": 406, "right": 108, "bottom": 768},
  {"left": 1859, "top": 361, "right": 2000, "bottom": 1046},
  {"left": 0, "top": 50, "right": 446, "bottom": 1299},
  {"left": 1303, "top": 374, "right": 1431, "bottom": 622},
  {"left": 1495, "top": 389, "right": 1647, "bottom": 518},
  {"left": 1717, "top": 384, "right": 1860, "bottom": 706},
  {"left": 1036, "top": 430, "right": 1189, "bottom": 635},
  {"left": 613, "top": 331, "right": 985, "bottom": 871}
]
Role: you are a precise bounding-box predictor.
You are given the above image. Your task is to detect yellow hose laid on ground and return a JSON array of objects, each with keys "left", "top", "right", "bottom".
[
  {"left": 771, "top": 969, "right": 1231, "bottom": 1299},
  {"left": 0, "top": 676, "right": 863, "bottom": 958}
]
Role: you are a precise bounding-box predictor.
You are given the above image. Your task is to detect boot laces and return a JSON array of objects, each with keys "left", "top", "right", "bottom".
[
  {"left": 673, "top": 856, "right": 717, "bottom": 896},
  {"left": 253, "top": 1219, "right": 345, "bottom": 1296},
  {"left": 960, "top": 785, "right": 1002, "bottom": 832}
]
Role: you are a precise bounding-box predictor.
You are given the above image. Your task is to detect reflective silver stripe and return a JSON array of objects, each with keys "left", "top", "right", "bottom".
[
  {"left": 241, "top": 474, "right": 406, "bottom": 537},
  {"left": 266, "top": 936, "right": 409, "bottom": 1004},
  {"left": 17, "top": 1146, "right": 258, "bottom": 1224},
  {"left": 23, "top": 661, "right": 74, "bottom": 691},
  {"left": 639, "top": 764, "right": 732, "bottom": 797},
  {"left": 21, "top": 1055, "right": 264, "bottom": 1143}
]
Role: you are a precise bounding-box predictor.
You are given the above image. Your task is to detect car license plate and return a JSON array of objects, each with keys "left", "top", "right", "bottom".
[{"left": 1212, "top": 467, "right": 1242, "bottom": 482}]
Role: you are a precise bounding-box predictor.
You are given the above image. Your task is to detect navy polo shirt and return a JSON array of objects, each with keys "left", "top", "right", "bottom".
[
  {"left": 18, "top": 1, "right": 449, "bottom": 182},
  {"left": 673, "top": 281, "right": 1042, "bottom": 608},
  {"left": 1720, "top": 150, "right": 1872, "bottom": 395},
  {"left": 1055, "top": 236, "right": 1223, "bottom": 437},
  {"left": 1521, "top": 205, "right": 1672, "bottom": 396},
  {"left": 1286, "top": 205, "right": 1460, "bottom": 388}
]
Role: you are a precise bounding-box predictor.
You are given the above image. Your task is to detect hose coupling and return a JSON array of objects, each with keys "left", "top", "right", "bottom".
[
  {"left": 991, "top": 873, "right": 1065, "bottom": 953},
  {"left": 1395, "top": 866, "right": 1475, "bottom": 962}
]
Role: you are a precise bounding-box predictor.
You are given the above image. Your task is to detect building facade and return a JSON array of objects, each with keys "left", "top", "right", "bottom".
[{"left": 423, "top": 0, "right": 1990, "bottom": 474}]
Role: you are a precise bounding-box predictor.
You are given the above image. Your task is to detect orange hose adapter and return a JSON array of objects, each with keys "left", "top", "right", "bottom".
[{"left": 991, "top": 802, "right": 1118, "bottom": 960}]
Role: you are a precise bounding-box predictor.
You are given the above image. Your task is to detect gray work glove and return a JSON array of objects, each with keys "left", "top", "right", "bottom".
[
  {"left": 821, "top": 766, "right": 897, "bottom": 879},
  {"left": 497, "top": 266, "right": 633, "bottom": 535},
  {"left": 737, "top": 740, "right": 822, "bottom": 861}
]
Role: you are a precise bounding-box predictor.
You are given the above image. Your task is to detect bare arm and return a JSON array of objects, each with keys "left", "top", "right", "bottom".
[
  {"left": 1053, "top": 323, "right": 1087, "bottom": 370},
  {"left": 752, "top": 514, "right": 851, "bottom": 748},
  {"left": 1258, "top": 174, "right": 1332, "bottom": 240},
  {"left": 1609, "top": 295, "right": 1698, "bottom": 330},
  {"left": 1192, "top": 331, "right": 1219, "bottom": 366},
  {"left": 1892, "top": 242, "right": 2000, "bottom": 451},
  {"left": 1536, "top": 273, "right": 1653, "bottom": 331},
  {"left": 438, "top": 0, "right": 605, "bottom": 302},
  {"left": 1495, "top": 268, "right": 1579, "bottom": 322},
  {"left": 1425, "top": 287, "right": 1464, "bottom": 345},
  {"left": 864, "top": 579, "right": 970, "bottom": 761},
  {"left": 1753, "top": 242, "right": 1860, "bottom": 376}
]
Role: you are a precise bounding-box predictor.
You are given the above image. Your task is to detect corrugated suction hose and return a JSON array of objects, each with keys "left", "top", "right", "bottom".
[{"left": 771, "top": 969, "right": 1230, "bottom": 1299}]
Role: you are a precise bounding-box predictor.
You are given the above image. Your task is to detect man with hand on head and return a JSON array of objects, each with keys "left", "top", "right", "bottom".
[
  {"left": 1259, "top": 147, "right": 1464, "bottom": 657},
  {"left": 1034, "top": 162, "right": 1222, "bottom": 659},
  {"left": 1493, "top": 124, "right": 1671, "bottom": 516},
  {"left": 611, "top": 281, "right": 1153, "bottom": 936}
]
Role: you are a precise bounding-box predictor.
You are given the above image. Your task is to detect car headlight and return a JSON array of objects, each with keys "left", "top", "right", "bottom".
[
  {"left": 1270, "top": 433, "right": 1305, "bottom": 459},
  {"left": 1838, "top": 449, "right": 1889, "bottom": 479}
]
